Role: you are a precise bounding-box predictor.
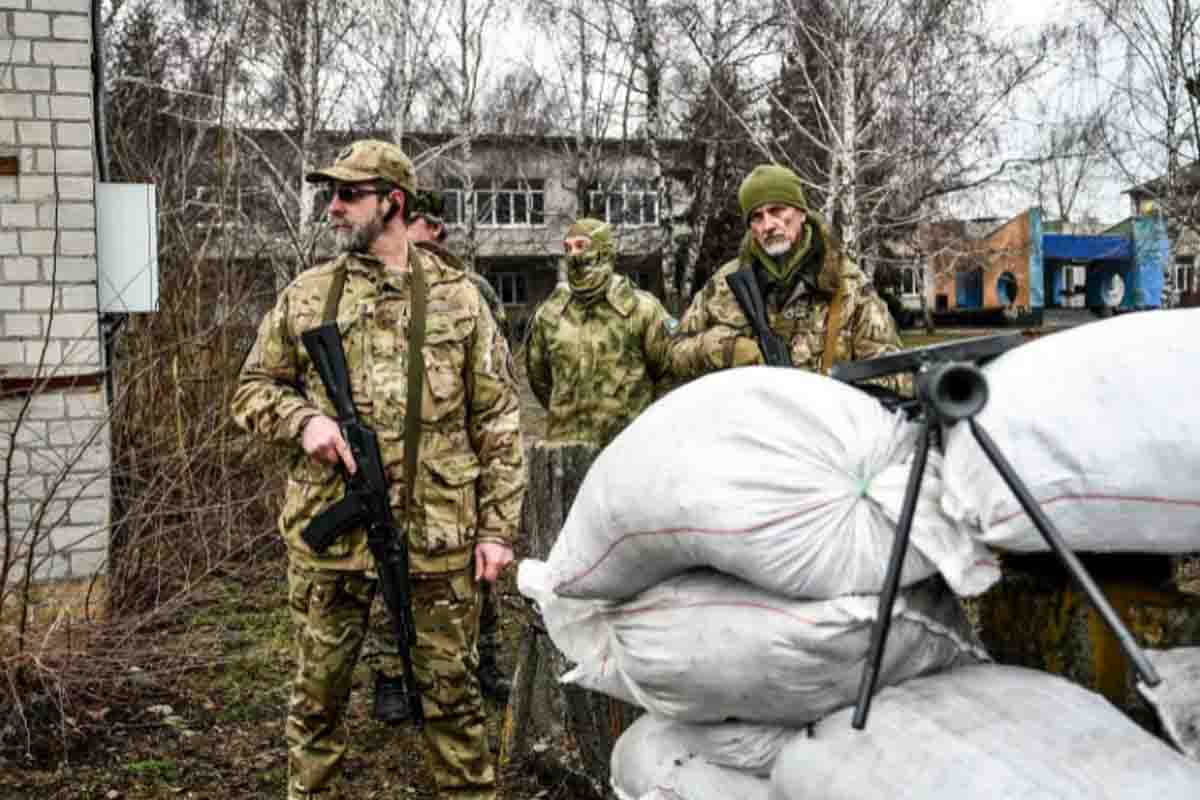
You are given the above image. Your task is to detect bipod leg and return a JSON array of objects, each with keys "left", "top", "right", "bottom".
[
  {"left": 968, "top": 418, "right": 1161, "bottom": 688},
  {"left": 852, "top": 420, "right": 933, "bottom": 729}
]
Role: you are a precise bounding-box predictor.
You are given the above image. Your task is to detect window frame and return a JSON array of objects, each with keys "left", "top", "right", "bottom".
[{"left": 587, "top": 178, "right": 659, "bottom": 228}]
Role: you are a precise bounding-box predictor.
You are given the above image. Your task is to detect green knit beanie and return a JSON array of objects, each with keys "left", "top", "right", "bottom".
[{"left": 738, "top": 164, "right": 808, "bottom": 223}]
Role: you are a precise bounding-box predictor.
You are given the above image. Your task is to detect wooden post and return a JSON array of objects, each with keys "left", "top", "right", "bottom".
[{"left": 501, "top": 442, "right": 638, "bottom": 799}]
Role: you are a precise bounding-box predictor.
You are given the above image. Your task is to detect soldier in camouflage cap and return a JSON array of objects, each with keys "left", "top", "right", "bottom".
[
  {"left": 525, "top": 217, "right": 677, "bottom": 448},
  {"left": 233, "top": 139, "right": 526, "bottom": 800},
  {"left": 362, "top": 185, "right": 513, "bottom": 721},
  {"left": 667, "top": 163, "right": 903, "bottom": 385}
]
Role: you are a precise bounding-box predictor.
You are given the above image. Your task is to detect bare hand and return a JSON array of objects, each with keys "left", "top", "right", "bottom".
[
  {"left": 474, "top": 542, "right": 514, "bottom": 584},
  {"left": 302, "top": 415, "right": 357, "bottom": 474}
]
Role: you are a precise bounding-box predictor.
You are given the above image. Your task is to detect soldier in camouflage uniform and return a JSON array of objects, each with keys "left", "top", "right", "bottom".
[
  {"left": 362, "top": 187, "right": 512, "bottom": 721},
  {"left": 525, "top": 217, "right": 677, "bottom": 448},
  {"left": 668, "top": 163, "right": 902, "bottom": 383},
  {"left": 231, "top": 140, "right": 525, "bottom": 800}
]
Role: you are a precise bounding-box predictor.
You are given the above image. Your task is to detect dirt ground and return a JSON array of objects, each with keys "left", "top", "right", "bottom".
[{"left": 3, "top": 325, "right": 1195, "bottom": 799}]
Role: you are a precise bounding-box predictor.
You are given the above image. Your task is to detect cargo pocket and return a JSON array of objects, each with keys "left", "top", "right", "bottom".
[
  {"left": 421, "top": 309, "right": 472, "bottom": 423},
  {"left": 413, "top": 453, "right": 480, "bottom": 556},
  {"left": 280, "top": 455, "right": 357, "bottom": 560}
]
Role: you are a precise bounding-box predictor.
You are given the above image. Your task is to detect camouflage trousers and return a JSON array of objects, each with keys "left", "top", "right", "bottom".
[
  {"left": 364, "top": 581, "right": 501, "bottom": 677},
  {"left": 286, "top": 561, "right": 493, "bottom": 800}
]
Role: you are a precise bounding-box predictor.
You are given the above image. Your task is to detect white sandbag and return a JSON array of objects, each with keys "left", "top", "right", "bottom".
[
  {"left": 769, "top": 663, "right": 1200, "bottom": 799},
  {"left": 545, "top": 367, "right": 998, "bottom": 601},
  {"left": 1139, "top": 647, "right": 1200, "bottom": 761},
  {"left": 612, "top": 713, "right": 775, "bottom": 800},
  {"left": 942, "top": 309, "right": 1200, "bottom": 553},
  {"left": 613, "top": 713, "right": 801, "bottom": 779},
  {"left": 519, "top": 559, "right": 987, "bottom": 725}
]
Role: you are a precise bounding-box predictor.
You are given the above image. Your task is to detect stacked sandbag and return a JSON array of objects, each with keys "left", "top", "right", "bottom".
[
  {"left": 610, "top": 714, "right": 785, "bottom": 800},
  {"left": 543, "top": 367, "right": 1000, "bottom": 601},
  {"left": 942, "top": 309, "right": 1200, "bottom": 554},
  {"left": 769, "top": 664, "right": 1200, "bottom": 799},
  {"left": 519, "top": 560, "right": 986, "bottom": 725}
]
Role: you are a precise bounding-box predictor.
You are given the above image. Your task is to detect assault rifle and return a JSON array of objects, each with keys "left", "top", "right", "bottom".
[
  {"left": 727, "top": 270, "right": 793, "bottom": 367},
  {"left": 830, "top": 334, "right": 1160, "bottom": 730},
  {"left": 300, "top": 322, "right": 424, "bottom": 728}
]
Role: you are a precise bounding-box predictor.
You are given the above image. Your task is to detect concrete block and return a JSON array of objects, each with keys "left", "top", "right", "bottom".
[
  {"left": 1, "top": 40, "right": 31, "bottom": 63},
  {"left": 23, "top": 283, "right": 53, "bottom": 310},
  {"left": 32, "top": 552, "right": 71, "bottom": 583},
  {"left": 2, "top": 255, "right": 39, "bottom": 280},
  {"left": 55, "top": 121, "right": 90, "bottom": 147},
  {"left": 57, "top": 229, "right": 93, "bottom": 255},
  {"left": 67, "top": 547, "right": 108, "bottom": 579},
  {"left": 48, "top": 94, "right": 90, "bottom": 120},
  {"left": 24, "top": 389, "right": 65, "bottom": 419},
  {"left": 12, "top": 416, "right": 46, "bottom": 445},
  {"left": 53, "top": 469, "right": 107, "bottom": 499},
  {"left": 0, "top": 92, "right": 34, "bottom": 119},
  {"left": 45, "top": 201, "right": 95, "bottom": 228},
  {"left": 19, "top": 173, "right": 54, "bottom": 200},
  {"left": 66, "top": 497, "right": 107, "bottom": 526},
  {"left": 51, "top": 255, "right": 95, "bottom": 281},
  {"left": 37, "top": 146, "right": 92, "bottom": 174},
  {"left": 32, "top": 41, "right": 89, "bottom": 67},
  {"left": 56, "top": 176, "right": 92, "bottom": 199},
  {"left": 0, "top": 231, "right": 19, "bottom": 254},
  {"left": 48, "top": 522, "right": 103, "bottom": 553},
  {"left": 0, "top": 1, "right": 34, "bottom": 10},
  {"left": 0, "top": 175, "right": 18, "bottom": 201},
  {"left": 45, "top": 311, "right": 95, "bottom": 338},
  {"left": 0, "top": 119, "right": 14, "bottom": 144},
  {"left": 5, "top": 311, "right": 41, "bottom": 336},
  {"left": 19, "top": 227, "right": 54, "bottom": 254},
  {"left": 61, "top": 336, "right": 99, "bottom": 365},
  {"left": 0, "top": 339, "right": 22, "bottom": 365},
  {"left": 1, "top": 202, "right": 37, "bottom": 227},
  {"left": 17, "top": 119, "right": 51, "bottom": 144},
  {"left": 54, "top": 66, "right": 88, "bottom": 93},
  {"left": 0, "top": 290, "right": 20, "bottom": 310},
  {"left": 12, "top": 65, "right": 51, "bottom": 91},
  {"left": 23, "top": 338, "right": 61, "bottom": 366},
  {"left": 32, "top": 0, "right": 91, "bottom": 11},
  {"left": 60, "top": 284, "right": 94, "bottom": 309},
  {"left": 64, "top": 388, "right": 104, "bottom": 418},
  {"left": 51, "top": 14, "right": 88, "bottom": 40},
  {"left": 12, "top": 11, "right": 49, "bottom": 37}
]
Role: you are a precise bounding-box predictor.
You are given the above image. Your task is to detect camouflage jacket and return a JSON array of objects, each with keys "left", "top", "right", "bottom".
[
  {"left": 415, "top": 240, "right": 510, "bottom": 339},
  {"left": 669, "top": 229, "right": 902, "bottom": 383},
  {"left": 525, "top": 274, "right": 675, "bottom": 448},
  {"left": 232, "top": 246, "right": 526, "bottom": 574}
]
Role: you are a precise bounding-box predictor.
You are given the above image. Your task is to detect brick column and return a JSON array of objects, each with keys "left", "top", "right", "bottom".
[{"left": 1, "top": 0, "right": 111, "bottom": 584}]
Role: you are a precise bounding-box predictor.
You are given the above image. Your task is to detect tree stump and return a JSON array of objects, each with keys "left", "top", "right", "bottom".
[{"left": 501, "top": 442, "right": 639, "bottom": 798}]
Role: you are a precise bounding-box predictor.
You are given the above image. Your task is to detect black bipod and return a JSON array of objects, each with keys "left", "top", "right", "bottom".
[{"left": 830, "top": 334, "right": 1161, "bottom": 730}]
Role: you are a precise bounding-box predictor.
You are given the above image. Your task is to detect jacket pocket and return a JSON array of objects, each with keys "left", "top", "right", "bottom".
[
  {"left": 412, "top": 452, "right": 480, "bottom": 555},
  {"left": 279, "top": 454, "right": 359, "bottom": 560}
]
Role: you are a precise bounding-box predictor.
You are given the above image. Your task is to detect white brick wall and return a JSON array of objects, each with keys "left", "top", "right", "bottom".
[{"left": 1, "top": 1, "right": 110, "bottom": 584}]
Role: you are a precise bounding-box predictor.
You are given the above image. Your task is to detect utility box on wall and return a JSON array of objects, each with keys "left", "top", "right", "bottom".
[{"left": 97, "top": 183, "right": 159, "bottom": 313}]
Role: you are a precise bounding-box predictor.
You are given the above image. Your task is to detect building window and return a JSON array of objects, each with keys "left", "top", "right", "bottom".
[
  {"left": 490, "top": 272, "right": 528, "bottom": 305},
  {"left": 899, "top": 265, "right": 923, "bottom": 295},
  {"left": 588, "top": 178, "right": 658, "bottom": 227},
  {"left": 439, "top": 178, "right": 545, "bottom": 228},
  {"left": 1176, "top": 257, "right": 1196, "bottom": 294}
]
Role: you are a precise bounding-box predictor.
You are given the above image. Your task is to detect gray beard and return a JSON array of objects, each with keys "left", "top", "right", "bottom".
[
  {"left": 337, "top": 216, "right": 385, "bottom": 254},
  {"left": 763, "top": 239, "right": 793, "bottom": 258}
]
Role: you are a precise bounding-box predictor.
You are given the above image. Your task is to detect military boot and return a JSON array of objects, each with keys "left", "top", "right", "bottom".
[
  {"left": 476, "top": 644, "right": 511, "bottom": 703},
  {"left": 372, "top": 672, "right": 411, "bottom": 725}
]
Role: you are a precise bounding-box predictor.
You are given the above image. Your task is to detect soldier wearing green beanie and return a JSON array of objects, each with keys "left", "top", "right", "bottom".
[
  {"left": 525, "top": 216, "right": 678, "bottom": 448},
  {"left": 668, "top": 163, "right": 903, "bottom": 384}
]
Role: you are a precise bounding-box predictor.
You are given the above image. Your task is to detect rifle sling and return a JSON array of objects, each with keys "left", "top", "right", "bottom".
[
  {"left": 322, "top": 251, "right": 427, "bottom": 535},
  {"left": 822, "top": 287, "right": 845, "bottom": 373}
]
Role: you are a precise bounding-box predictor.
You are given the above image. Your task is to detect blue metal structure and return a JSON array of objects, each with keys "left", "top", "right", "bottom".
[{"left": 1042, "top": 215, "right": 1167, "bottom": 310}]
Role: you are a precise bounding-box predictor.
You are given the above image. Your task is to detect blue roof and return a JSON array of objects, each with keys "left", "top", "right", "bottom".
[{"left": 1042, "top": 234, "right": 1131, "bottom": 262}]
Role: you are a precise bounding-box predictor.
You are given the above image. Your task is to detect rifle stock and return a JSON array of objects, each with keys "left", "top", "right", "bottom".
[{"left": 300, "top": 323, "right": 425, "bottom": 728}]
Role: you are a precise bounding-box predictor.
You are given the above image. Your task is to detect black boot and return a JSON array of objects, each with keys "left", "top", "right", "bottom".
[
  {"left": 477, "top": 647, "right": 511, "bottom": 703},
  {"left": 372, "top": 672, "right": 411, "bottom": 725}
]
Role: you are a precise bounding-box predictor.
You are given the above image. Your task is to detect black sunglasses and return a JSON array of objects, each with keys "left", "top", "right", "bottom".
[{"left": 323, "top": 184, "right": 387, "bottom": 204}]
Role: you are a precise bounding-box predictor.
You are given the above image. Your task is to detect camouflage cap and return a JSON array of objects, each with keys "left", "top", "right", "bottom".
[
  {"left": 411, "top": 189, "right": 447, "bottom": 220},
  {"left": 305, "top": 139, "right": 417, "bottom": 192}
]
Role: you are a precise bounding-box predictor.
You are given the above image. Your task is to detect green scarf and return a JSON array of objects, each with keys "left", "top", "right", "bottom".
[{"left": 750, "top": 221, "right": 814, "bottom": 285}]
